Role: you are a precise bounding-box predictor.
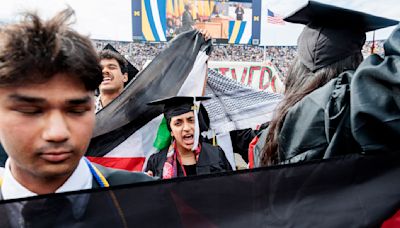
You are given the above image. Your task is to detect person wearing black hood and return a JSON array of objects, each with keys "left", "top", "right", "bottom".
[
  {"left": 145, "top": 96, "right": 232, "bottom": 179},
  {"left": 255, "top": 1, "right": 398, "bottom": 167}
]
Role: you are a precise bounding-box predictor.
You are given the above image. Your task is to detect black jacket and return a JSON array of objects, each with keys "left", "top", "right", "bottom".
[{"left": 145, "top": 142, "right": 232, "bottom": 178}]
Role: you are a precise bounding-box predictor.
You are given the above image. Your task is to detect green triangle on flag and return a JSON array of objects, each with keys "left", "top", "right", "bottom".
[{"left": 153, "top": 117, "right": 172, "bottom": 150}]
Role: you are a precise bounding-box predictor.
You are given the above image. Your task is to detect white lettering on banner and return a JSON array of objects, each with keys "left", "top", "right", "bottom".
[{"left": 208, "top": 61, "right": 284, "bottom": 93}]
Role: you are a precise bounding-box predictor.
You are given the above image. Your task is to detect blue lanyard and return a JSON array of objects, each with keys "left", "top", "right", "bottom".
[
  {"left": 84, "top": 157, "right": 110, "bottom": 188},
  {"left": 0, "top": 158, "right": 109, "bottom": 188}
]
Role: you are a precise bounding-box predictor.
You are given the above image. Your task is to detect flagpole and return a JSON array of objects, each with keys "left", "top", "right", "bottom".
[
  {"left": 263, "top": 46, "right": 266, "bottom": 62},
  {"left": 371, "top": 31, "right": 376, "bottom": 54}
]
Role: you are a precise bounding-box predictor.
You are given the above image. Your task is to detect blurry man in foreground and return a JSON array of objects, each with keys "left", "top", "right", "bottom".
[{"left": 0, "top": 8, "right": 153, "bottom": 200}]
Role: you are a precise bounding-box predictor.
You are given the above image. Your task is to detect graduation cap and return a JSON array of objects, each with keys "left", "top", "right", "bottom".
[
  {"left": 148, "top": 96, "right": 211, "bottom": 151},
  {"left": 284, "top": 1, "right": 399, "bottom": 72},
  {"left": 102, "top": 44, "right": 139, "bottom": 85},
  {"left": 147, "top": 96, "right": 210, "bottom": 121}
]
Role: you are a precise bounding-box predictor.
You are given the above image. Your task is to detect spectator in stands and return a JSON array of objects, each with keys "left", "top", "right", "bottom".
[
  {"left": 0, "top": 8, "right": 153, "bottom": 203},
  {"left": 255, "top": 1, "right": 397, "bottom": 166},
  {"left": 96, "top": 49, "right": 129, "bottom": 112},
  {"left": 145, "top": 96, "right": 232, "bottom": 179},
  {"left": 174, "top": 17, "right": 185, "bottom": 35},
  {"left": 166, "top": 18, "right": 176, "bottom": 37}
]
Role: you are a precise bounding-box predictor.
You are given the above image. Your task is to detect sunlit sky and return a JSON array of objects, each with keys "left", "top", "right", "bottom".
[{"left": 0, "top": 0, "right": 399, "bottom": 43}]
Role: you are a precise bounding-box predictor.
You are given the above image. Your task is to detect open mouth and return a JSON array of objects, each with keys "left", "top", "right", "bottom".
[
  {"left": 182, "top": 134, "right": 194, "bottom": 144},
  {"left": 102, "top": 77, "right": 112, "bottom": 83}
]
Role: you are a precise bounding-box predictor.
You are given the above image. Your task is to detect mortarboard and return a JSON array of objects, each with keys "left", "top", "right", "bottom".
[
  {"left": 284, "top": 1, "right": 399, "bottom": 72},
  {"left": 148, "top": 96, "right": 211, "bottom": 151},
  {"left": 147, "top": 96, "right": 210, "bottom": 122},
  {"left": 102, "top": 44, "right": 139, "bottom": 85}
]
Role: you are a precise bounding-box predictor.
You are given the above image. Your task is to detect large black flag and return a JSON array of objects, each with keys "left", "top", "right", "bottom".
[{"left": 0, "top": 153, "right": 399, "bottom": 227}]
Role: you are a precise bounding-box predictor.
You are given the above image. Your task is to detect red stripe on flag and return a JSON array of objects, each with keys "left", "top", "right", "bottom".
[
  {"left": 267, "top": 16, "right": 285, "bottom": 25},
  {"left": 382, "top": 209, "right": 400, "bottom": 228},
  {"left": 86, "top": 156, "right": 146, "bottom": 172}
]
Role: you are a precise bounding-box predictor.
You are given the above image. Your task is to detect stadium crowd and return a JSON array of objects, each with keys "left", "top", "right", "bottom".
[{"left": 93, "top": 39, "right": 384, "bottom": 77}]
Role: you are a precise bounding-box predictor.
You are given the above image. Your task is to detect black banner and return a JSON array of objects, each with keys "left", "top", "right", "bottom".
[{"left": 1, "top": 153, "right": 399, "bottom": 227}]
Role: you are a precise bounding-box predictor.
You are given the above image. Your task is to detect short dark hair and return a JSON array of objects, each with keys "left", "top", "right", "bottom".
[
  {"left": 99, "top": 49, "right": 128, "bottom": 74},
  {"left": 0, "top": 8, "right": 102, "bottom": 91}
]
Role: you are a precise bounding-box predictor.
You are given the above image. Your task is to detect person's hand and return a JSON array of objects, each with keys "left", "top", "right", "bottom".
[
  {"left": 198, "top": 29, "right": 212, "bottom": 41},
  {"left": 146, "top": 170, "right": 154, "bottom": 177}
]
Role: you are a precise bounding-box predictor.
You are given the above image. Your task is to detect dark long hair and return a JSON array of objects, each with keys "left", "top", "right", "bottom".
[{"left": 260, "top": 53, "right": 363, "bottom": 166}]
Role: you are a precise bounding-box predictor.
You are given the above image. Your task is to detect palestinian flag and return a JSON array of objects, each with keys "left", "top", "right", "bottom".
[{"left": 86, "top": 30, "right": 210, "bottom": 171}]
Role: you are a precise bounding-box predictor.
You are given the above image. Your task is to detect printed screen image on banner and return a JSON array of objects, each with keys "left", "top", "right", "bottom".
[
  {"left": 133, "top": 0, "right": 254, "bottom": 42},
  {"left": 169, "top": 0, "right": 253, "bottom": 41},
  {"left": 166, "top": 0, "right": 232, "bottom": 39},
  {"left": 227, "top": 1, "right": 252, "bottom": 44},
  {"left": 132, "top": 0, "right": 167, "bottom": 42}
]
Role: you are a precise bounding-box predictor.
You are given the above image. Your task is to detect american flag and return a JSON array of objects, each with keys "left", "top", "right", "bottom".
[{"left": 267, "top": 9, "right": 285, "bottom": 25}]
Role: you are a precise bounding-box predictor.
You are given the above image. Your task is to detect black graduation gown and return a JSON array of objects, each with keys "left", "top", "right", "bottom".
[
  {"left": 277, "top": 24, "right": 400, "bottom": 163},
  {"left": 277, "top": 71, "right": 362, "bottom": 163},
  {"left": 349, "top": 26, "right": 400, "bottom": 153},
  {"left": 145, "top": 142, "right": 232, "bottom": 178}
]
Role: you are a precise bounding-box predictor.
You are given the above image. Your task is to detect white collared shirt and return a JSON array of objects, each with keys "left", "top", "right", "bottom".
[
  {"left": 1, "top": 157, "right": 93, "bottom": 200},
  {"left": 95, "top": 95, "right": 103, "bottom": 113},
  {"left": 1, "top": 158, "right": 94, "bottom": 228}
]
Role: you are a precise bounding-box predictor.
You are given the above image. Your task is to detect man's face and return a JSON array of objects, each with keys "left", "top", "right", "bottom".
[
  {"left": 0, "top": 73, "right": 95, "bottom": 182},
  {"left": 99, "top": 58, "right": 128, "bottom": 95},
  {"left": 170, "top": 111, "right": 195, "bottom": 152}
]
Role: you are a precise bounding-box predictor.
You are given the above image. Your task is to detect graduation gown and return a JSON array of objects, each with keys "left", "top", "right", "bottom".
[
  {"left": 145, "top": 142, "right": 232, "bottom": 178},
  {"left": 254, "top": 24, "right": 400, "bottom": 165},
  {"left": 277, "top": 71, "right": 362, "bottom": 163},
  {"left": 349, "top": 26, "right": 400, "bottom": 153}
]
